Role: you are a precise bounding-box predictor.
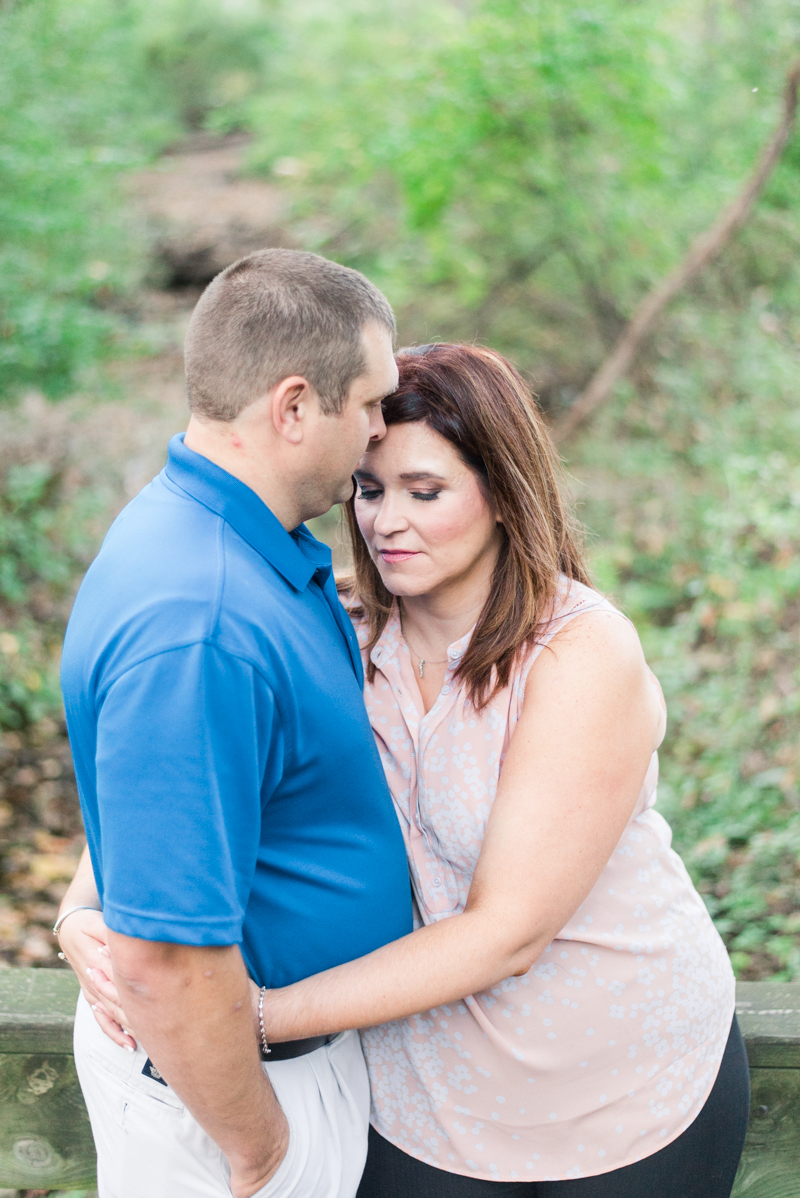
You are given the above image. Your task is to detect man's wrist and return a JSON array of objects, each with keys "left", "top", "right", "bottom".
[{"left": 227, "top": 1115, "right": 289, "bottom": 1184}]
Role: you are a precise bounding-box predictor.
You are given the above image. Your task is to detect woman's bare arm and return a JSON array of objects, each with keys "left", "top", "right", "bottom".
[
  {"left": 59, "top": 842, "right": 100, "bottom": 912},
  {"left": 260, "top": 611, "right": 664, "bottom": 1041}
]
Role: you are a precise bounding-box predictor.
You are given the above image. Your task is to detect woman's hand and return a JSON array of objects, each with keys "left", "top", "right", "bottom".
[
  {"left": 58, "top": 908, "right": 136, "bottom": 1051},
  {"left": 56, "top": 844, "right": 136, "bottom": 1051}
]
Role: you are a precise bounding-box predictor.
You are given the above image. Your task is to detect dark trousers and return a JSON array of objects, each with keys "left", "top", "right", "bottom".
[{"left": 358, "top": 1016, "right": 750, "bottom": 1198}]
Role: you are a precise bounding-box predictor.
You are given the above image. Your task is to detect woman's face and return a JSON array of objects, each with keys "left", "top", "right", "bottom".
[{"left": 354, "top": 421, "right": 502, "bottom": 599}]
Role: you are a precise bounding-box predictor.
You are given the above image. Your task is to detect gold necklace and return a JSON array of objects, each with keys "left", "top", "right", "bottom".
[{"left": 398, "top": 611, "right": 452, "bottom": 679}]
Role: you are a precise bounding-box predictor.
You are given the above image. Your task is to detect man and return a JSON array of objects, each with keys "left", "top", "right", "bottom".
[{"left": 58, "top": 249, "right": 412, "bottom": 1198}]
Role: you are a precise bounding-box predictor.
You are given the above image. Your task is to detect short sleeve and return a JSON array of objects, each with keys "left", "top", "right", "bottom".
[{"left": 94, "top": 641, "right": 283, "bottom": 945}]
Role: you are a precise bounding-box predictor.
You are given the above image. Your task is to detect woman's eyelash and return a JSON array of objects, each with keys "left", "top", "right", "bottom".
[{"left": 357, "top": 488, "right": 441, "bottom": 501}]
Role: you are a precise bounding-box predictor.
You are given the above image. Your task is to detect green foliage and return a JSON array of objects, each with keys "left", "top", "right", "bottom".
[
  {"left": 238, "top": 0, "right": 800, "bottom": 398},
  {"left": 231, "top": 0, "right": 800, "bottom": 977},
  {"left": 0, "top": 0, "right": 277, "bottom": 731},
  {"left": 577, "top": 296, "right": 800, "bottom": 979},
  {"left": 3, "top": 0, "right": 800, "bottom": 979},
  {"left": 137, "top": 0, "right": 277, "bottom": 129},
  {"left": 0, "top": 0, "right": 173, "bottom": 401},
  {"left": 0, "top": 415, "right": 107, "bottom": 729},
  {"left": 0, "top": 0, "right": 276, "bottom": 404}
]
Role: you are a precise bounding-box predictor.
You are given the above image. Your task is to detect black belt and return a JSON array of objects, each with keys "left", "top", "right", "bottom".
[{"left": 261, "top": 1034, "right": 338, "bottom": 1062}]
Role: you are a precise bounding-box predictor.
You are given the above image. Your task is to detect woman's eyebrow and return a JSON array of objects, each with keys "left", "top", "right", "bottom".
[
  {"left": 399, "top": 471, "right": 446, "bottom": 482},
  {"left": 353, "top": 469, "right": 379, "bottom": 481}
]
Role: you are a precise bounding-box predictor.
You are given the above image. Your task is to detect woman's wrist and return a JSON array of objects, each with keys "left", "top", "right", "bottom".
[
  {"left": 53, "top": 903, "right": 102, "bottom": 937},
  {"left": 259, "top": 984, "right": 302, "bottom": 1043}
]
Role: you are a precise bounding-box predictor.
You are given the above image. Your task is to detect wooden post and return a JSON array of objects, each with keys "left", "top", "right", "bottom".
[
  {"left": 0, "top": 970, "right": 94, "bottom": 1191},
  {"left": 734, "top": 982, "right": 800, "bottom": 1195}
]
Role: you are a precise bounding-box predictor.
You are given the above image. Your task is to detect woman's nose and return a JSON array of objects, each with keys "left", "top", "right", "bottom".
[{"left": 372, "top": 493, "right": 408, "bottom": 537}]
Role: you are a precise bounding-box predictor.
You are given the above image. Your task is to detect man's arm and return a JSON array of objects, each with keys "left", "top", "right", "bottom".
[
  {"left": 74, "top": 642, "right": 290, "bottom": 1196},
  {"left": 58, "top": 851, "right": 289, "bottom": 1195},
  {"left": 109, "top": 933, "right": 288, "bottom": 1198}
]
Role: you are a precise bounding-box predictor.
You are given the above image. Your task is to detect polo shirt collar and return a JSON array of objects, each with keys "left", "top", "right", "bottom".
[{"left": 163, "top": 433, "right": 323, "bottom": 591}]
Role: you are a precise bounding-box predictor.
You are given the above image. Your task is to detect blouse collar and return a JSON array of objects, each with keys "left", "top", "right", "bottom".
[{"left": 369, "top": 603, "right": 474, "bottom": 673}]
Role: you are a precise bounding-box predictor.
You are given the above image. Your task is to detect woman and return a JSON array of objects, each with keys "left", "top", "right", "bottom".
[{"left": 60, "top": 344, "right": 748, "bottom": 1196}]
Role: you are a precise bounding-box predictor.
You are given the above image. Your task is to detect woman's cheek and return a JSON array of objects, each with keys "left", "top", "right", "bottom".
[
  {"left": 355, "top": 504, "right": 375, "bottom": 544},
  {"left": 422, "top": 500, "right": 478, "bottom": 548}
]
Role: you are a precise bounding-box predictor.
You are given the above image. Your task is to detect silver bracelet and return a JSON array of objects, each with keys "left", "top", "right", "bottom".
[
  {"left": 53, "top": 904, "right": 102, "bottom": 937},
  {"left": 258, "top": 986, "right": 271, "bottom": 1057}
]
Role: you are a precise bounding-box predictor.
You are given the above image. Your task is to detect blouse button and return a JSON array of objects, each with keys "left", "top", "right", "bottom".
[{"left": 433, "top": 876, "right": 442, "bottom": 887}]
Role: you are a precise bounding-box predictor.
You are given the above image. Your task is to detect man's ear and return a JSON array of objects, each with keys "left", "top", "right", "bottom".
[{"left": 270, "top": 376, "right": 314, "bottom": 445}]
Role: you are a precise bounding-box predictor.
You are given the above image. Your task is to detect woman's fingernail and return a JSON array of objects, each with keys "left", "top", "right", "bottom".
[
  {"left": 86, "top": 967, "right": 94, "bottom": 978},
  {"left": 99, "top": 946, "right": 110, "bottom": 957},
  {"left": 90, "top": 1004, "right": 97, "bottom": 1011},
  {"left": 124, "top": 1044, "right": 134, "bottom": 1053}
]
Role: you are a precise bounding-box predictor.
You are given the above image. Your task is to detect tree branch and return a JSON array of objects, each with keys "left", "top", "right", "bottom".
[{"left": 553, "top": 60, "right": 800, "bottom": 444}]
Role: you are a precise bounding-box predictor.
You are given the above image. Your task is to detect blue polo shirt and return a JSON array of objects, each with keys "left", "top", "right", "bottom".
[{"left": 61, "top": 434, "right": 412, "bottom": 987}]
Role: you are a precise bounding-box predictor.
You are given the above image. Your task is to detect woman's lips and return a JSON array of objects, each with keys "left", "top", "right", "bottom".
[{"left": 379, "top": 549, "right": 420, "bottom": 563}]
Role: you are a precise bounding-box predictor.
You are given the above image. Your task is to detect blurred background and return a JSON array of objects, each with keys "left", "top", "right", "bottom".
[{"left": 1, "top": 0, "right": 799, "bottom": 982}]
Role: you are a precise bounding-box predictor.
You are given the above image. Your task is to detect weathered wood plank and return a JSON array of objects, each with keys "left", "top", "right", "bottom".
[
  {"left": 0, "top": 968, "right": 80, "bottom": 1054},
  {"left": 0, "top": 1051, "right": 95, "bottom": 1189},
  {"left": 0, "top": 972, "right": 800, "bottom": 1191},
  {"left": 736, "top": 982, "right": 800, "bottom": 1069},
  {"left": 733, "top": 1067, "right": 800, "bottom": 1197}
]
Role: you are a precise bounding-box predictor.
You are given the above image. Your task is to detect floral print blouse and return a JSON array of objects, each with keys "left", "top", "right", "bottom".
[{"left": 355, "top": 579, "right": 735, "bottom": 1182}]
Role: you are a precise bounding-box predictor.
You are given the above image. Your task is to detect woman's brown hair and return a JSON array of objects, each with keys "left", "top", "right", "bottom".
[{"left": 344, "top": 343, "right": 591, "bottom": 709}]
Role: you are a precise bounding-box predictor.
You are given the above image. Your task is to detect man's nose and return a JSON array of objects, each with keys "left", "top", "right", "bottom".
[{"left": 369, "top": 405, "right": 387, "bottom": 441}]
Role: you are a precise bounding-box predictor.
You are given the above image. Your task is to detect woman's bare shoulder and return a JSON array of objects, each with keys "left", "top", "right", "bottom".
[
  {"left": 526, "top": 606, "right": 649, "bottom": 701},
  {"left": 519, "top": 606, "right": 665, "bottom": 752},
  {"left": 545, "top": 605, "right": 644, "bottom": 663}
]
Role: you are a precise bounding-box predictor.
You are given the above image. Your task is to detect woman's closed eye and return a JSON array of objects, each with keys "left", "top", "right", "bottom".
[{"left": 358, "top": 487, "right": 441, "bottom": 501}]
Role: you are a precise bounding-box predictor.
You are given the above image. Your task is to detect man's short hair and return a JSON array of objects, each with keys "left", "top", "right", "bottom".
[{"left": 184, "top": 249, "right": 396, "bottom": 421}]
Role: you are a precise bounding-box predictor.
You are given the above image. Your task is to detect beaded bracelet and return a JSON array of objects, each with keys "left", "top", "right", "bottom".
[{"left": 258, "top": 986, "right": 271, "bottom": 1057}]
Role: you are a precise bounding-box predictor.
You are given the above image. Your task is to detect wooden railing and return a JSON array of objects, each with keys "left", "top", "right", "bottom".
[{"left": 1, "top": 971, "right": 799, "bottom": 1194}]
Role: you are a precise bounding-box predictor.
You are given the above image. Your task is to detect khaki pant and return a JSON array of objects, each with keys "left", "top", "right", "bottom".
[{"left": 74, "top": 993, "right": 370, "bottom": 1198}]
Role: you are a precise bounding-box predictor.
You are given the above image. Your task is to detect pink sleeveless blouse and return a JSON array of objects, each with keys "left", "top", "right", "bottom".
[{"left": 355, "top": 579, "right": 735, "bottom": 1182}]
